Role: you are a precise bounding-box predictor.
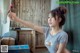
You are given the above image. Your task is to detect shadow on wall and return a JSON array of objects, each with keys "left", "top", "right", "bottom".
[{"left": 65, "top": 30, "right": 73, "bottom": 53}]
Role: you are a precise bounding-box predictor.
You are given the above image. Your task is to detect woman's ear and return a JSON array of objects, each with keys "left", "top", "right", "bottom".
[{"left": 59, "top": 18, "right": 62, "bottom": 23}]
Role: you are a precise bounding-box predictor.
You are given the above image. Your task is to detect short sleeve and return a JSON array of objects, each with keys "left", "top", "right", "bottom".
[
  {"left": 42, "top": 27, "right": 49, "bottom": 34},
  {"left": 59, "top": 33, "right": 68, "bottom": 44},
  {"left": 42, "top": 27, "right": 49, "bottom": 38}
]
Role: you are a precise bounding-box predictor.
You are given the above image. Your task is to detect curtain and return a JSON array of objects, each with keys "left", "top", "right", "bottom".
[{"left": 60, "top": 0, "right": 80, "bottom": 53}]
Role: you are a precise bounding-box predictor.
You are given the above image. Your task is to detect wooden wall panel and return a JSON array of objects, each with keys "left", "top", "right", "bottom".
[{"left": 11, "top": 0, "right": 50, "bottom": 27}]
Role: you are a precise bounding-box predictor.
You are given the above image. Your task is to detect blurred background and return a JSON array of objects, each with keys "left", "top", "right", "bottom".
[{"left": 0, "top": 0, "right": 80, "bottom": 53}]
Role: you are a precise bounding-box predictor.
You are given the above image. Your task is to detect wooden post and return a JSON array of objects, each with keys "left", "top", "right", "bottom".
[{"left": 31, "top": 30, "right": 36, "bottom": 53}]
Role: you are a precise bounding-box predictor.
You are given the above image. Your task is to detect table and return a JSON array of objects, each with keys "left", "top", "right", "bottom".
[{"left": 12, "top": 28, "right": 36, "bottom": 53}]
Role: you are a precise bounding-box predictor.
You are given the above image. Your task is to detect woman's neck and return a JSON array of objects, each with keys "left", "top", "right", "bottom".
[{"left": 50, "top": 26, "right": 61, "bottom": 34}]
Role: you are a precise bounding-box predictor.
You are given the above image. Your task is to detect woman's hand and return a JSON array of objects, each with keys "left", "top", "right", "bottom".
[{"left": 8, "top": 12, "right": 18, "bottom": 21}]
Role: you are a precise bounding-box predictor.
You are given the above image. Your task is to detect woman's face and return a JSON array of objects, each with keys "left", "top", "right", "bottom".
[{"left": 48, "top": 13, "right": 60, "bottom": 27}]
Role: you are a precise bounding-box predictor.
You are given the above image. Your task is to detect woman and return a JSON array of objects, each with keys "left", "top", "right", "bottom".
[{"left": 9, "top": 6, "right": 70, "bottom": 53}]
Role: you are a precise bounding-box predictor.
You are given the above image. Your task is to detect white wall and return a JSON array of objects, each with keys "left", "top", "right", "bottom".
[
  {"left": 51, "top": 0, "right": 59, "bottom": 10},
  {"left": 0, "top": 0, "right": 4, "bottom": 36},
  {"left": 0, "top": 0, "right": 11, "bottom": 36}
]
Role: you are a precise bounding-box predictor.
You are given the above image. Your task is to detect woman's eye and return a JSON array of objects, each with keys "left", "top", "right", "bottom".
[{"left": 48, "top": 17, "right": 50, "bottom": 18}]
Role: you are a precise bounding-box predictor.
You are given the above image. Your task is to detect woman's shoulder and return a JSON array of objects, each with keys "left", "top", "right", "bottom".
[{"left": 59, "top": 30, "right": 68, "bottom": 37}]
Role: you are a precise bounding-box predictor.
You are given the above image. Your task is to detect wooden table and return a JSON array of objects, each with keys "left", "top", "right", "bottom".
[{"left": 12, "top": 28, "right": 36, "bottom": 53}]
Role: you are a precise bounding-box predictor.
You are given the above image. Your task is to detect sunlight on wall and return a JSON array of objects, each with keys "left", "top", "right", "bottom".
[{"left": 0, "top": 0, "right": 11, "bottom": 36}]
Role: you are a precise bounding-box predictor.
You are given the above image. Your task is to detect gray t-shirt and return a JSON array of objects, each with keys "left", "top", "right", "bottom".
[{"left": 43, "top": 27, "right": 68, "bottom": 53}]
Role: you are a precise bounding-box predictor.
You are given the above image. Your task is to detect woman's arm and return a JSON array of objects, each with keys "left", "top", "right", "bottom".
[
  {"left": 56, "top": 43, "right": 70, "bottom": 53},
  {"left": 56, "top": 35, "right": 70, "bottom": 53},
  {"left": 56, "top": 43, "right": 66, "bottom": 53},
  {"left": 9, "top": 12, "right": 44, "bottom": 34},
  {"left": 17, "top": 18, "right": 44, "bottom": 33}
]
